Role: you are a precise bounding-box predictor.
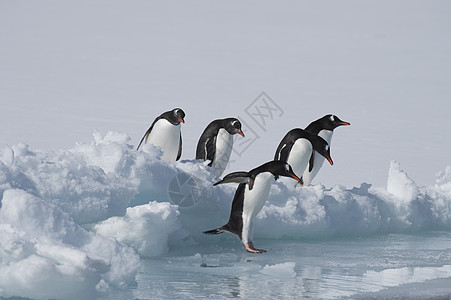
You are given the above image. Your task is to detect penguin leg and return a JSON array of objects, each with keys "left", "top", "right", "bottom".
[{"left": 242, "top": 221, "right": 266, "bottom": 253}]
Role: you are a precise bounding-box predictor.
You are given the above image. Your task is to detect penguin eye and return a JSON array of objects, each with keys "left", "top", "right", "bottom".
[{"left": 174, "top": 109, "right": 184, "bottom": 118}]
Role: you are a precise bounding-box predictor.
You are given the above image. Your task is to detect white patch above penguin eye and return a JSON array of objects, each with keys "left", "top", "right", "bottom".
[
  {"left": 326, "top": 145, "right": 330, "bottom": 151},
  {"left": 329, "top": 115, "right": 335, "bottom": 122},
  {"left": 284, "top": 164, "right": 290, "bottom": 171}
]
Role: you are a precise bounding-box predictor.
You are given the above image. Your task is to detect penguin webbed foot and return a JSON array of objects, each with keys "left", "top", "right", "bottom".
[{"left": 244, "top": 242, "right": 266, "bottom": 253}]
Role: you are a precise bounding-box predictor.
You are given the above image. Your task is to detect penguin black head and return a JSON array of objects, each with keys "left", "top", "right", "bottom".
[
  {"left": 223, "top": 118, "right": 245, "bottom": 137},
  {"left": 171, "top": 108, "right": 185, "bottom": 124},
  {"left": 310, "top": 135, "right": 334, "bottom": 165},
  {"left": 321, "top": 114, "right": 350, "bottom": 130},
  {"left": 256, "top": 161, "right": 301, "bottom": 182},
  {"left": 305, "top": 115, "right": 350, "bottom": 134}
]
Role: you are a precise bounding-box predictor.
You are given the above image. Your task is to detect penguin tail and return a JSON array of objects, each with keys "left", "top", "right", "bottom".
[{"left": 203, "top": 226, "right": 226, "bottom": 235}]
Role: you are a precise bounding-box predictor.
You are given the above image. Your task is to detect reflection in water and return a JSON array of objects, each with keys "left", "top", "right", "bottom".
[
  {"left": 99, "top": 232, "right": 451, "bottom": 299},
  {"left": 225, "top": 276, "right": 240, "bottom": 298}
]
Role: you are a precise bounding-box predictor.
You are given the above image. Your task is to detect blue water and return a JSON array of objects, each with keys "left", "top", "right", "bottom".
[{"left": 100, "top": 231, "right": 451, "bottom": 299}]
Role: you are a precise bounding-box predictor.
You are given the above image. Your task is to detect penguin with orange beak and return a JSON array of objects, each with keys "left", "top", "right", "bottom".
[
  {"left": 274, "top": 128, "right": 334, "bottom": 186},
  {"left": 204, "top": 160, "right": 300, "bottom": 253},
  {"left": 137, "top": 108, "right": 185, "bottom": 162},
  {"left": 302, "top": 114, "right": 350, "bottom": 186},
  {"left": 196, "top": 118, "right": 245, "bottom": 177}
]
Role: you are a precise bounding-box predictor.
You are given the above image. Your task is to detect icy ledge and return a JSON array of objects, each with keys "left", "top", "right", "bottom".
[
  {"left": 1, "top": 131, "right": 451, "bottom": 299},
  {"left": 0, "top": 189, "right": 140, "bottom": 300},
  {"left": 255, "top": 160, "right": 451, "bottom": 239}
]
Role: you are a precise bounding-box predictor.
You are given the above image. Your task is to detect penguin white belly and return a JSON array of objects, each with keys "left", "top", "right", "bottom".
[
  {"left": 241, "top": 172, "right": 274, "bottom": 244},
  {"left": 146, "top": 120, "right": 181, "bottom": 162},
  {"left": 302, "top": 130, "right": 333, "bottom": 186},
  {"left": 286, "top": 139, "right": 313, "bottom": 179},
  {"left": 212, "top": 128, "right": 233, "bottom": 177}
]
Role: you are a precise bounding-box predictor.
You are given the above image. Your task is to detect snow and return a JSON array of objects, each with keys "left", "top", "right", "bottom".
[
  {"left": 1, "top": 132, "right": 451, "bottom": 298},
  {"left": 1, "top": 0, "right": 451, "bottom": 298},
  {"left": 387, "top": 160, "right": 419, "bottom": 203},
  {"left": 94, "top": 201, "right": 182, "bottom": 258},
  {"left": 0, "top": 188, "right": 139, "bottom": 300}
]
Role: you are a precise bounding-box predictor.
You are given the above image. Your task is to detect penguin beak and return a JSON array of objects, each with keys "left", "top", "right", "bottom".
[
  {"left": 236, "top": 129, "right": 245, "bottom": 137},
  {"left": 296, "top": 177, "right": 304, "bottom": 187},
  {"left": 326, "top": 148, "right": 334, "bottom": 165},
  {"left": 289, "top": 173, "right": 300, "bottom": 182},
  {"left": 326, "top": 155, "right": 334, "bottom": 165},
  {"left": 339, "top": 121, "right": 350, "bottom": 126},
  {"left": 178, "top": 118, "right": 185, "bottom": 124}
]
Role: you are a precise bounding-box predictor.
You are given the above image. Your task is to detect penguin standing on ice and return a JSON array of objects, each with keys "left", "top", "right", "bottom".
[
  {"left": 196, "top": 118, "right": 245, "bottom": 177},
  {"left": 137, "top": 108, "right": 185, "bottom": 162},
  {"left": 203, "top": 161, "right": 300, "bottom": 253},
  {"left": 302, "top": 114, "right": 350, "bottom": 186},
  {"left": 274, "top": 128, "right": 333, "bottom": 185}
]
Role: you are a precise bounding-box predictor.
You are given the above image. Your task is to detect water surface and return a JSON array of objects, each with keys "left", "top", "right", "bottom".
[{"left": 100, "top": 231, "right": 451, "bottom": 299}]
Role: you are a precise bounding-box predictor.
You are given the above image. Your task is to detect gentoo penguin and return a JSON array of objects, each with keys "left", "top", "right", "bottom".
[
  {"left": 274, "top": 128, "right": 333, "bottom": 185},
  {"left": 136, "top": 108, "right": 185, "bottom": 162},
  {"left": 196, "top": 118, "right": 245, "bottom": 177},
  {"left": 203, "top": 161, "right": 300, "bottom": 253},
  {"left": 302, "top": 114, "right": 350, "bottom": 186}
]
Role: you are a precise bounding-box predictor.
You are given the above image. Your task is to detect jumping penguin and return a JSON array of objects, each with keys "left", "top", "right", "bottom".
[
  {"left": 274, "top": 128, "right": 333, "bottom": 185},
  {"left": 203, "top": 161, "right": 300, "bottom": 253},
  {"left": 137, "top": 108, "right": 185, "bottom": 162},
  {"left": 302, "top": 114, "right": 350, "bottom": 185},
  {"left": 196, "top": 118, "right": 245, "bottom": 177}
]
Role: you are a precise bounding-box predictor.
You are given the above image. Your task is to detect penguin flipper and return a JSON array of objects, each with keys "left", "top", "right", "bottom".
[
  {"left": 308, "top": 151, "right": 315, "bottom": 172},
  {"left": 196, "top": 135, "right": 216, "bottom": 166},
  {"left": 280, "top": 143, "right": 293, "bottom": 162},
  {"left": 274, "top": 142, "right": 285, "bottom": 161},
  {"left": 275, "top": 142, "right": 294, "bottom": 162},
  {"left": 137, "top": 127, "right": 152, "bottom": 150},
  {"left": 176, "top": 133, "right": 182, "bottom": 161},
  {"left": 213, "top": 172, "right": 250, "bottom": 186},
  {"left": 136, "top": 134, "right": 146, "bottom": 151},
  {"left": 275, "top": 129, "right": 305, "bottom": 161},
  {"left": 205, "top": 136, "right": 217, "bottom": 167},
  {"left": 137, "top": 118, "right": 159, "bottom": 150}
]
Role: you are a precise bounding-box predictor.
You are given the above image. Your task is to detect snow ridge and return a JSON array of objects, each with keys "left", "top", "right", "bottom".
[{"left": 1, "top": 131, "right": 451, "bottom": 299}]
